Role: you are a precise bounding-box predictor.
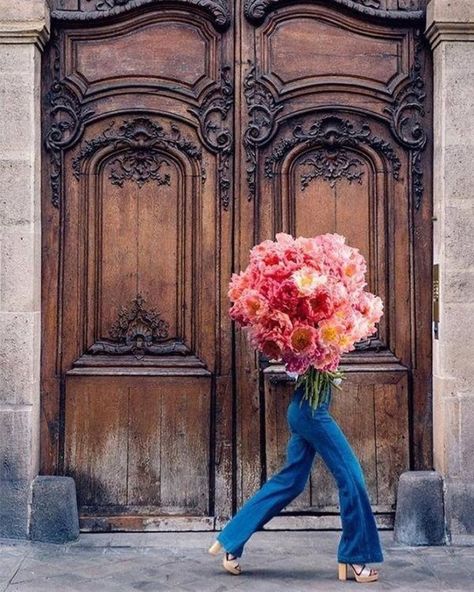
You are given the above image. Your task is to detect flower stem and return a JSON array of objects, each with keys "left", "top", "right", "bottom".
[{"left": 296, "top": 368, "right": 345, "bottom": 410}]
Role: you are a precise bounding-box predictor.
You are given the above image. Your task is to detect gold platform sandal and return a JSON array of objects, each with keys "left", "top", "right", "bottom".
[
  {"left": 208, "top": 541, "right": 242, "bottom": 575},
  {"left": 338, "top": 563, "right": 378, "bottom": 583}
]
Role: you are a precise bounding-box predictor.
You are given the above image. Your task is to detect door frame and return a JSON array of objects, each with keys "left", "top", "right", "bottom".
[{"left": 41, "top": 0, "right": 433, "bottom": 531}]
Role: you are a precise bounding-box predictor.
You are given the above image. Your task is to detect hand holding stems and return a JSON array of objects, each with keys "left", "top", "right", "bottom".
[{"left": 296, "top": 367, "right": 345, "bottom": 410}]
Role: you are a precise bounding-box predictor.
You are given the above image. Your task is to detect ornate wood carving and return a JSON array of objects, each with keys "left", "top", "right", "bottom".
[
  {"left": 265, "top": 116, "right": 401, "bottom": 181},
  {"left": 386, "top": 31, "right": 427, "bottom": 209},
  {"left": 356, "top": 0, "right": 380, "bottom": 6},
  {"left": 45, "top": 35, "right": 93, "bottom": 208},
  {"left": 299, "top": 149, "right": 364, "bottom": 190},
  {"left": 191, "top": 66, "right": 233, "bottom": 209},
  {"left": 108, "top": 152, "right": 171, "bottom": 188},
  {"left": 354, "top": 334, "right": 384, "bottom": 351},
  {"left": 243, "top": 62, "right": 283, "bottom": 199},
  {"left": 87, "top": 294, "right": 189, "bottom": 357},
  {"left": 87, "top": 0, "right": 137, "bottom": 7},
  {"left": 243, "top": 0, "right": 424, "bottom": 26},
  {"left": 72, "top": 118, "right": 204, "bottom": 182},
  {"left": 52, "top": 0, "right": 232, "bottom": 31}
]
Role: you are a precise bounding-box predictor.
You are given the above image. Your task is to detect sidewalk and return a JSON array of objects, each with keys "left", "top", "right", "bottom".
[{"left": 1, "top": 531, "right": 472, "bottom": 592}]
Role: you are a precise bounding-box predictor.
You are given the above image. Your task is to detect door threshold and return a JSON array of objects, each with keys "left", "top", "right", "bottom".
[
  {"left": 81, "top": 513, "right": 394, "bottom": 532},
  {"left": 80, "top": 515, "right": 215, "bottom": 532}
]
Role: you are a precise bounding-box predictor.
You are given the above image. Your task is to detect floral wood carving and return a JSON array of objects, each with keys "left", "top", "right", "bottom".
[
  {"left": 243, "top": 62, "right": 283, "bottom": 199},
  {"left": 87, "top": 294, "right": 189, "bottom": 358},
  {"left": 243, "top": 0, "right": 424, "bottom": 26},
  {"left": 108, "top": 152, "right": 171, "bottom": 188},
  {"left": 386, "top": 31, "right": 427, "bottom": 209},
  {"left": 191, "top": 66, "right": 233, "bottom": 209},
  {"left": 45, "top": 33, "right": 93, "bottom": 208},
  {"left": 265, "top": 116, "right": 401, "bottom": 181},
  {"left": 72, "top": 118, "right": 204, "bottom": 184},
  {"left": 299, "top": 149, "right": 364, "bottom": 190},
  {"left": 55, "top": 0, "right": 232, "bottom": 30}
]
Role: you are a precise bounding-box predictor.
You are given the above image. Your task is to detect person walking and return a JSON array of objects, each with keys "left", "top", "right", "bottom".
[{"left": 208, "top": 379, "right": 383, "bottom": 583}]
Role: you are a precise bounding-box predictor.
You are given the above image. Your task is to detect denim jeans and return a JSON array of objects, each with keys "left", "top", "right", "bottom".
[{"left": 217, "top": 385, "right": 384, "bottom": 564}]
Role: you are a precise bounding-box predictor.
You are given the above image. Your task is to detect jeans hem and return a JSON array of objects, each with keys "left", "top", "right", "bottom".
[
  {"left": 216, "top": 533, "right": 242, "bottom": 558},
  {"left": 337, "top": 555, "right": 384, "bottom": 564}
]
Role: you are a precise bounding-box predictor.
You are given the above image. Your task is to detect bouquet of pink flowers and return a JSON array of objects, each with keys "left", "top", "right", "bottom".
[{"left": 228, "top": 233, "right": 383, "bottom": 408}]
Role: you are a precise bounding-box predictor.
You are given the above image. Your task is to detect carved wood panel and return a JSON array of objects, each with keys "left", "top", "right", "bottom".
[
  {"left": 42, "top": 0, "right": 432, "bottom": 530},
  {"left": 235, "top": 2, "right": 432, "bottom": 526},
  {"left": 41, "top": 3, "right": 235, "bottom": 527}
]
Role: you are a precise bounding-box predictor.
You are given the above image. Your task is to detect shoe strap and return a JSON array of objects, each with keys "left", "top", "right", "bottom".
[{"left": 351, "top": 564, "right": 367, "bottom": 576}]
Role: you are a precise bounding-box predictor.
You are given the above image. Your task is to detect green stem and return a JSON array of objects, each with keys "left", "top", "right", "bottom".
[{"left": 296, "top": 368, "right": 345, "bottom": 411}]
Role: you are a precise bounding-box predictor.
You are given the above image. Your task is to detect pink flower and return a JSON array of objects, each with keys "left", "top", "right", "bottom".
[
  {"left": 290, "top": 324, "right": 317, "bottom": 355},
  {"left": 283, "top": 352, "right": 314, "bottom": 374},
  {"left": 228, "top": 232, "right": 383, "bottom": 373},
  {"left": 251, "top": 326, "right": 287, "bottom": 360},
  {"left": 307, "top": 289, "right": 334, "bottom": 323},
  {"left": 271, "top": 280, "right": 300, "bottom": 313},
  {"left": 292, "top": 267, "right": 328, "bottom": 295},
  {"left": 228, "top": 272, "right": 248, "bottom": 301},
  {"left": 357, "top": 292, "right": 384, "bottom": 324},
  {"left": 241, "top": 290, "right": 269, "bottom": 321},
  {"left": 262, "top": 309, "right": 293, "bottom": 334}
]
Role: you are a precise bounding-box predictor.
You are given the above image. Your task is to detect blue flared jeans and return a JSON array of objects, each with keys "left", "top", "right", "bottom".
[{"left": 217, "top": 385, "right": 384, "bottom": 564}]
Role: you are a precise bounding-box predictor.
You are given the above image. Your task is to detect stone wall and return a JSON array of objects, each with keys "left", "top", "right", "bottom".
[
  {"left": 426, "top": 0, "right": 474, "bottom": 540},
  {"left": 0, "top": 0, "right": 473, "bottom": 542},
  {"left": 0, "top": 0, "right": 49, "bottom": 538}
]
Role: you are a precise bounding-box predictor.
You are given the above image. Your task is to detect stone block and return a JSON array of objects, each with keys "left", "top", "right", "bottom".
[
  {"left": 443, "top": 44, "right": 474, "bottom": 126},
  {"left": 0, "top": 0, "right": 50, "bottom": 50},
  {"left": 0, "top": 479, "right": 30, "bottom": 538},
  {"left": 0, "top": 228, "right": 40, "bottom": 312},
  {"left": 432, "top": 394, "right": 463, "bottom": 478},
  {"left": 0, "top": 53, "right": 39, "bottom": 157},
  {"left": 0, "top": 406, "right": 37, "bottom": 481},
  {"left": 439, "top": 304, "right": 474, "bottom": 386},
  {"left": 443, "top": 270, "right": 474, "bottom": 303},
  {"left": 446, "top": 479, "right": 474, "bottom": 535},
  {"left": 0, "top": 158, "right": 37, "bottom": 227},
  {"left": 444, "top": 145, "right": 474, "bottom": 201},
  {"left": 30, "top": 476, "right": 80, "bottom": 543},
  {"left": 459, "top": 396, "right": 474, "bottom": 479},
  {"left": 443, "top": 204, "right": 474, "bottom": 269},
  {"left": 394, "top": 471, "right": 446, "bottom": 546},
  {"left": 443, "top": 397, "right": 462, "bottom": 477},
  {"left": 0, "top": 0, "right": 49, "bottom": 23},
  {"left": 427, "top": 0, "right": 474, "bottom": 27},
  {"left": 0, "top": 312, "right": 39, "bottom": 405}
]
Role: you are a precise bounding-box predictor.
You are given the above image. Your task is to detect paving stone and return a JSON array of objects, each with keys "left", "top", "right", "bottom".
[{"left": 0, "top": 532, "right": 473, "bottom": 591}]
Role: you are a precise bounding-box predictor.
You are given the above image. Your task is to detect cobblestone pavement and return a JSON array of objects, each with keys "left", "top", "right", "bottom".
[{"left": 0, "top": 531, "right": 473, "bottom": 592}]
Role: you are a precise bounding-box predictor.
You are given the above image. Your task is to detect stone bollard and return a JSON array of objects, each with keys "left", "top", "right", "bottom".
[
  {"left": 30, "top": 476, "right": 80, "bottom": 543},
  {"left": 394, "top": 471, "right": 446, "bottom": 545}
]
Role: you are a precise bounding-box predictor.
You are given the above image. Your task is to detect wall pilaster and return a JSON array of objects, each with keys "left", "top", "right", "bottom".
[
  {"left": 0, "top": 0, "right": 49, "bottom": 538},
  {"left": 426, "top": 0, "right": 474, "bottom": 540}
]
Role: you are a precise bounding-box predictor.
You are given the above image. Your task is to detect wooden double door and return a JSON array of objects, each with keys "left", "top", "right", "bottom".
[{"left": 41, "top": 0, "right": 432, "bottom": 531}]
